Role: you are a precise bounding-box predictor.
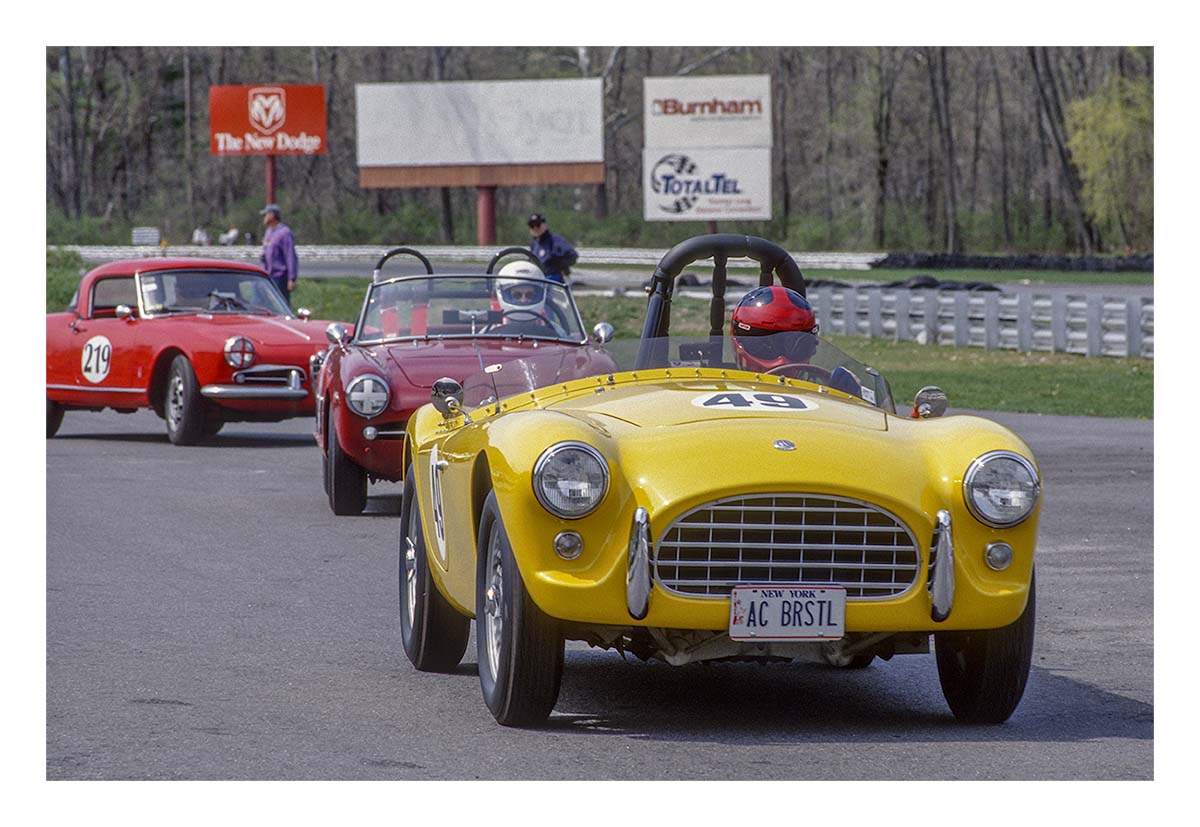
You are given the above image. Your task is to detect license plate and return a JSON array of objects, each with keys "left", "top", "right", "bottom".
[{"left": 728, "top": 585, "right": 846, "bottom": 641}]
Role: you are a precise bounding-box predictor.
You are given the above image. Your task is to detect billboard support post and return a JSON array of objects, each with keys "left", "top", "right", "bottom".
[{"left": 477, "top": 186, "right": 497, "bottom": 245}]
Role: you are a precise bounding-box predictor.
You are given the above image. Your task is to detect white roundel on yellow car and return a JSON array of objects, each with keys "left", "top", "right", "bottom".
[
  {"left": 690, "top": 391, "right": 818, "bottom": 412},
  {"left": 429, "top": 444, "right": 448, "bottom": 564},
  {"left": 81, "top": 335, "right": 112, "bottom": 383}
]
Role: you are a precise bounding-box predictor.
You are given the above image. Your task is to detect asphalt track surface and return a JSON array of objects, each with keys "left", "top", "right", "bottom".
[{"left": 45, "top": 407, "right": 1153, "bottom": 780}]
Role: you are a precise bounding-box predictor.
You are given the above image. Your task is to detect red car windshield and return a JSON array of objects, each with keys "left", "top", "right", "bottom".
[
  {"left": 138, "top": 269, "right": 292, "bottom": 316},
  {"left": 355, "top": 275, "right": 586, "bottom": 345}
]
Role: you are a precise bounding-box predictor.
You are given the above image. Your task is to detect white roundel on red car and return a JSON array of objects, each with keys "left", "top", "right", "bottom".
[
  {"left": 81, "top": 335, "right": 112, "bottom": 383},
  {"left": 690, "top": 391, "right": 818, "bottom": 412}
]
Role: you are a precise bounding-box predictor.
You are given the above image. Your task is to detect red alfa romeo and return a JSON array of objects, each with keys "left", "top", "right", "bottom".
[
  {"left": 46, "top": 257, "right": 337, "bottom": 444},
  {"left": 316, "top": 247, "right": 615, "bottom": 515}
]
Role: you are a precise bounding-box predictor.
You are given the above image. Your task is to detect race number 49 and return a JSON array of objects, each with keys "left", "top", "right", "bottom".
[{"left": 81, "top": 335, "right": 113, "bottom": 383}]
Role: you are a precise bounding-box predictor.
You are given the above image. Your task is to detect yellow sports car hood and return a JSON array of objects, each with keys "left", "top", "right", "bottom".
[{"left": 543, "top": 379, "right": 888, "bottom": 431}]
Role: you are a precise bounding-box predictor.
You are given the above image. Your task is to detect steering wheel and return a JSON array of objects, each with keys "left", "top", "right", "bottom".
[
  {"left": 486, "top": 309, "right": 552, "bottom": 333},
  {"left": 765, "top": 363, "right": 833, "bottom": 384}
]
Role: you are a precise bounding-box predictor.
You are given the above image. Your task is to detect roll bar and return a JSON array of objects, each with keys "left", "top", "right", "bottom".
[
  {"left": 373, "top": 247, "right": 435, "bottom": 281},
  {"left": 636, "top": 235, "right": 807, "bottom": 368},
  {"left": 485, "top": 247, "right": 547, "bottom": 275}
]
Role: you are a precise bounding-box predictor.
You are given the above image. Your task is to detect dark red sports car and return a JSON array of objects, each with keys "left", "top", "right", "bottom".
[
  {"left": 315, "top": 247, "right": 615, "bottom": 514},
  {"left": 46, "top": 258, "right": 337, "bottom": 444}
]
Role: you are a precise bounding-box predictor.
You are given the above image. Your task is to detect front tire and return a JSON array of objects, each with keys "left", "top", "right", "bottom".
[
  {"left": 935, "top": 572, "right": 1036, "bottom": 724},
  {"left": 47, "top": 399, "right": 64, "bottom": 438},
  {"left": 399, "top": 464, "right": 470, "bottom": 671},
  {"left": 476, "top": 491, "right": 563, "bottom": 727},
  {"left": 202, "top": 407, "right": 224, "bottom": 438},
  {"left": 165, "top": 355, "right": 204, "bottom": 445},
  {"left": 326, "top": 407, "right": 367, "bottom": 515}
]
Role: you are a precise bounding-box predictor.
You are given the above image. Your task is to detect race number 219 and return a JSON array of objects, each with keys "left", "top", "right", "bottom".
[{"left": 81, "top": 336, "right": 113, "bottom": 384}]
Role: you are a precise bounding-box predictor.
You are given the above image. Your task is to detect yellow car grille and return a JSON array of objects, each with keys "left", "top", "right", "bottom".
[{"left": 654, "top": 493, "right": 922, "bottom": 600}]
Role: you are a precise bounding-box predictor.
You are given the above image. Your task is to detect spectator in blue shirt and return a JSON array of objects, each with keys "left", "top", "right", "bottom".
[
  {"left": 260, "top": 204, "right": 299, "bottom": 303},
  {"left": 528, "top": 213, "right": 578, "bottom": 284}
]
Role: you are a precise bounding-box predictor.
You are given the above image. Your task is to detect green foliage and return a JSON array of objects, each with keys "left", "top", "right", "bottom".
[
  {"left": 46, "top": 248, "right": 86, "bottom": 311},
  {"left": 1067, "top": 76, "right": 1154, "bottom": 251}
]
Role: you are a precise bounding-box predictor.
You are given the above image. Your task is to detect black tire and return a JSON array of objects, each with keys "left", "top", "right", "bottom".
[
  {"left": 399, "top": 464, "right": 471, "bottom": 671},
  {"left": 165, "top": 355, "right": 204, "bottom": 445},
  {"left": 47, "top": 399, "right": 64, "bottom": 438},
  {"left": 326, "top": 407, "right": 367, "bottom": 515},
  {"left": 202, "top": 407, "right": 224, "bottom": 438},
  {"left": 935, "top": 572, "right": 1036, "bottom": 724},
  {"left": 320, "top": 408, "right": 331, "bottom": 496},
  {"left": 476, "top": 491, "right": 564, "bottom": 727}
]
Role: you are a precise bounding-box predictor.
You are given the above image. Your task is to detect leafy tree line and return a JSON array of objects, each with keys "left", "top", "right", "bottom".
[{"left": 46, "top": 46, "right": 1152, "bottom": 254}]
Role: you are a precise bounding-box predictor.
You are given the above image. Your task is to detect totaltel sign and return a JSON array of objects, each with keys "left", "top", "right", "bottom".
[{"left": 209, "top": 85, "right": 327, "bottom": 156}]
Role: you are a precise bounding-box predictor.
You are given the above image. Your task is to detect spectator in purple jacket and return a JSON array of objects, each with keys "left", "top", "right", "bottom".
[{"left": 260, "top": 204, "right": 299, "bottom": 302}]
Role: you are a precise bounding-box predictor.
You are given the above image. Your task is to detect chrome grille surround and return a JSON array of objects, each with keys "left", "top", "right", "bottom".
[{"left": 653, "top": 493, "right": 922, "bottom": 600}]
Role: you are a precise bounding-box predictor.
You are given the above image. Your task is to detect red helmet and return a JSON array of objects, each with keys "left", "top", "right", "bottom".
[{"left": 730, "top": 286, "right": 819, "bottom": 372}]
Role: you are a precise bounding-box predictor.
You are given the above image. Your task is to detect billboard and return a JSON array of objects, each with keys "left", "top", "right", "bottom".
[
  {"left": 643, "top": 75, "right": 771, "bottom": 222},
  {"left": 209, "top": 84, "right": 327, "bottom": 156},
  {"left": 643, "top": 148, "right": 772, "bottom": 221},
  {"left": 356, "top": 79, "right": 603, "bottom": 167},
  {"left": 644, "top": 75, "right": 771, "bottom": 148}
]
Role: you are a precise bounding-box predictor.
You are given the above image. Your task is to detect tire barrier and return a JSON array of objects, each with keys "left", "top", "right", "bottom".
[{"left": 874, "top": 252, "right": 1153, "bottom": 273}]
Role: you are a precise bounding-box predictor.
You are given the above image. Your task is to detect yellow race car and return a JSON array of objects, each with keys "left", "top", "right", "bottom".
[{"left": 399, "top": 234, "right": 1040, "bottom": 727}]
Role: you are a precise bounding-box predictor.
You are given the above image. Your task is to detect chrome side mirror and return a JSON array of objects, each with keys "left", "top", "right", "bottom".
[
  {"left": 912, "top": 386, "right": 948, "bottom": 418},
  {"left": 431, "top": 377, "right": 465, "bottom": 418},
  {"left": 296, "top": 307, "right": 312, "bottom": 321},
  {"left": 325, "top": 322, "right": 350, "bottom": 348},
  {"left": 592, "top": 322, "right": 614, "bottom": 344},
  {"left": 115, "top": 304, "right": 135, "bottom": 320}
]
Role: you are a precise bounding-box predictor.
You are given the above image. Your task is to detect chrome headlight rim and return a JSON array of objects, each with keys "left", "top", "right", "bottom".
[
  {"left": 532, "top": 441, "right": 610, "bottom": 520},
  {"left": 344, "top": 373, "right": 391, "bottom": 419},
  {"left": 963, "top": 450, "right": 1041, "bottom": 528},
  {"left": 223, "top": 335, "right": 256, "bottom": 369}
]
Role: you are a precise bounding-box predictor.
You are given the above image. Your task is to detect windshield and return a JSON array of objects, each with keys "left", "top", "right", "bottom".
[
  {"left": 354, "top": 275, "right": 586, "bottom": 346},
  {"left": 139, "top": 269, "right": 292, "bottom": 316},
  {"left": 462, "top": 333, "right": 895, "bottom": 413}
]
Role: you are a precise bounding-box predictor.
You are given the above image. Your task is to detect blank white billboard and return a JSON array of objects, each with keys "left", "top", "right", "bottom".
[{"left": 356, "top": 79, "right": 604, "bottom": 167}]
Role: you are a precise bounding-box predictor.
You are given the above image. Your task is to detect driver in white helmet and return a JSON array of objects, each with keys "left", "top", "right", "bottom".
[{"left": 490, "top": 261, "right": 554, "bottom": 333}]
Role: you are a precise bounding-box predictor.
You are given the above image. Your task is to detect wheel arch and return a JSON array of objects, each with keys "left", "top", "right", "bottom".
[{"left": 148, "top": 346, "right": 187, "bottom": 417}]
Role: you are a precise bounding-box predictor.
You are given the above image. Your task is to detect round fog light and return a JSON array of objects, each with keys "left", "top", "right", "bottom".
[
  {"left": 362, "top": 426, "right": 378, "bottom": 441},
  {"left": 554, "top": 531, "right": 583, "bottom": 560},
  {"left": 985, "top": 542, "right": 1014, "bottom": 571}
]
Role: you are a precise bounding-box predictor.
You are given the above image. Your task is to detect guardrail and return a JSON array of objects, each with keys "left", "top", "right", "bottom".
[
  {"left": 576, "top": 286, "right": 1154, "bottom": 359},
  {"left": 53, "top": 244, "right": 887, "bottom": 271}
]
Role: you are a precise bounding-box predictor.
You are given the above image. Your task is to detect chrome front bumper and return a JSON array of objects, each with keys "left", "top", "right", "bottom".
[{"left": 202, "top": 365, "right": 308, "bottom": 400}]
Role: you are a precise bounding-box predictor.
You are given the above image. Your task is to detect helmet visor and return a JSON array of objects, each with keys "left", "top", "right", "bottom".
[
  {"left": 498, "top": 283, "right": 546, "bottom": 306},
  {"left": 735, "top": 327, "right": 819, "bottom": 361}
]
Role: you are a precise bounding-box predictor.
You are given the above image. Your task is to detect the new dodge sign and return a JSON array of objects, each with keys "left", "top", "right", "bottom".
[{"left": 209, "top": 84, "right": 327, "bottom": 156}]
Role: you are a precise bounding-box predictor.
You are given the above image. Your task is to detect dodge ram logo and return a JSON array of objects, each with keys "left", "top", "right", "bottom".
[{"left": 248, "top": 87, "right": 286, "bottom": 135}]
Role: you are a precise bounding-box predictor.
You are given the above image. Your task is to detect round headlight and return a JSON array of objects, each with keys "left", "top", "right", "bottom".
[
  {"left": 533, "top": 442, "right": 609, "bottom": 519},
  {"left": 963, "top": 451, "right": 1040, "bottom": 527},
  {"left": 345, "top": 374, "right": 390, "bottom": 419},
  {"left": 224, "top": 336, "right": 256, "bottom": 369}
]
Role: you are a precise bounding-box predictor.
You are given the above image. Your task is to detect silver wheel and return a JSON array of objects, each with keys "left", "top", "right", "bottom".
[
  {"left": 167, "top": 374, "right": 185, "bottom": 429},
  {"left": 483, "top": 521, "right": 505, "bottom": 680},
  {"left": 403, "top": 498, "right": 418, "bottom": 630}
]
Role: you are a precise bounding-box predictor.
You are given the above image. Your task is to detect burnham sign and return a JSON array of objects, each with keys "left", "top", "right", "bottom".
[{"left": 209, "top": 84, "right": 327, "bottom": 156}]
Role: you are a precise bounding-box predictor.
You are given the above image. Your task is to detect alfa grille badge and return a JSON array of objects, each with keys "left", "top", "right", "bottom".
[{"left": 773, "top": 439, "right": 796, "bottom": 451}]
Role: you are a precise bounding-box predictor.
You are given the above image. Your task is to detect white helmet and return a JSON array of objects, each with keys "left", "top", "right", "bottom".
[{"left": 495, "top": 261, "right": 548, "bottom": 316}]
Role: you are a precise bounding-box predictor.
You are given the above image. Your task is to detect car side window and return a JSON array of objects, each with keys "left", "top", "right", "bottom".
[{"left": 90, "top": 277, "right": 137, "bottom": 318}]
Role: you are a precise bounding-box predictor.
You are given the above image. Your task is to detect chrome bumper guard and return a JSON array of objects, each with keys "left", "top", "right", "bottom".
[
  {"left": 929, "top": 509, "right": 955, "bottom": 622},
  {"left": 202, "top": 367, "right": 307, "bottom": 401},
  {"left": 627, "top": 507, "right": 652, "bottom": 620}
]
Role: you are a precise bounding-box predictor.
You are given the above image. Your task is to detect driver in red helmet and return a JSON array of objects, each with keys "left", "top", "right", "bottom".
[
  {"left": 730, "top": 285, "right": 820, "bottom": 372},
  {"left": 731, "top": 285, "right": 864, "bottom": 398}
]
